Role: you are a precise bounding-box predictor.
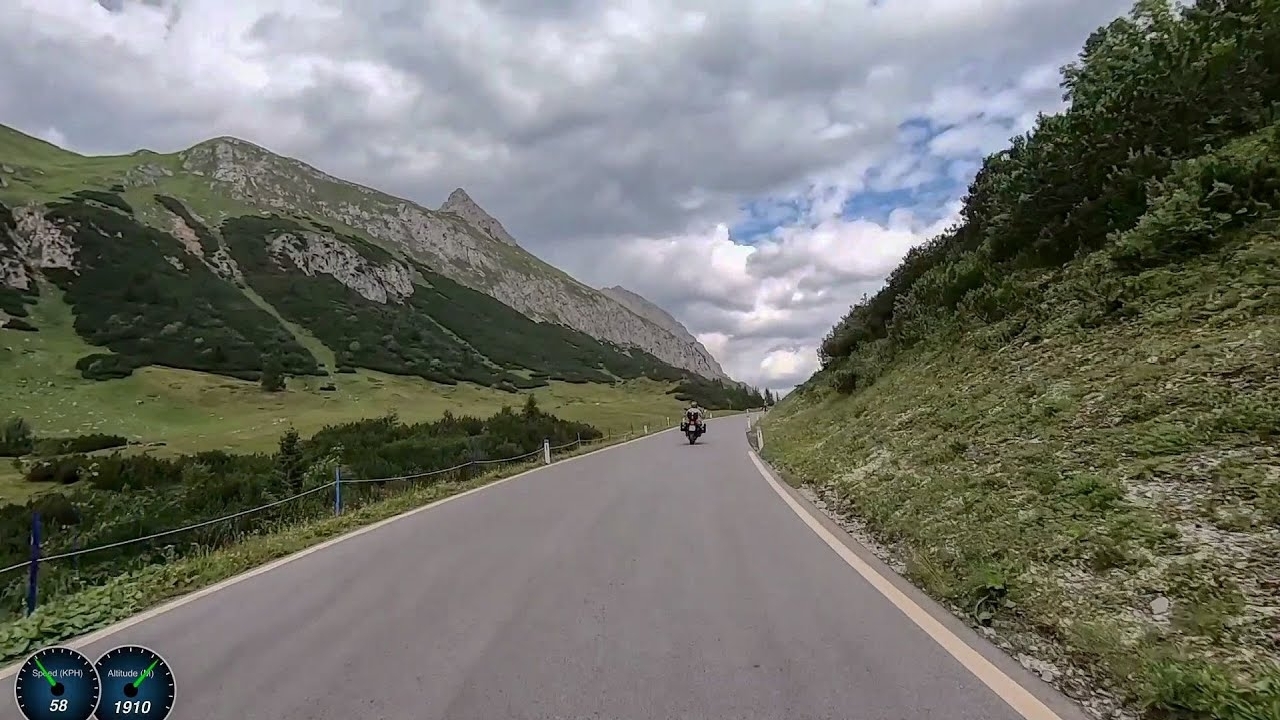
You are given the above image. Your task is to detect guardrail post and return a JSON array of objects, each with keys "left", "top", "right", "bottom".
[
  {"left": 576, "top": 432, "right": 581, "bottom": 447},
  {"left": 334, "top": 466, "right": 342, "bottom": 516},
  {"left": 543, "top": 438, "right": 551, "bottom": 464},
  {"left": 26, "top": 512, "right": 41, "bottom": 616}
]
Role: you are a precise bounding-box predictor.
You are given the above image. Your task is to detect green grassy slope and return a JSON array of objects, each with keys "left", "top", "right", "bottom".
[{"left": 761, "top": 2, "right": 1280, "bottom": 718}]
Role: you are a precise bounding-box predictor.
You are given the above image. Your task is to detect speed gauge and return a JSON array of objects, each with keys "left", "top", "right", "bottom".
[{"left": 13, "top": 646, "right": 101, "bottom": 720}]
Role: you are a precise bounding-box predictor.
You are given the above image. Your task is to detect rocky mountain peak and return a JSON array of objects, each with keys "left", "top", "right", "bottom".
[
  {"left": 439, "top": 188, "right": 519, "bottom": 247},
  {"left": 443, "top": 188, "right": 474, "bottom": 206}
]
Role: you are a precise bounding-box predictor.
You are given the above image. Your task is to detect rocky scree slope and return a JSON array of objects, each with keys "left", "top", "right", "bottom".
[
  {"left": 760, "top": 2, "right": 1280, "bottom": 719},
  {"left": 173, "top": 136, "right": 724, "bottom": 379},
  {"left": 599, "top": 285, "right": 727, "bottom": 380},
  {"left": 0, "top": 124, "right": 727, "bottom": 392}
]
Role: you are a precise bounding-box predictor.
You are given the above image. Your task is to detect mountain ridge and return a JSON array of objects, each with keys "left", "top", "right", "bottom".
[
  {"left": 0, "top": 123, "right": 732, "bottom": 384},
  {"left": 173, "top": 134, "right": 729, "bottom": 380},
  {"left": 438, "top": 187, "right": 520, "bottom": 248}
]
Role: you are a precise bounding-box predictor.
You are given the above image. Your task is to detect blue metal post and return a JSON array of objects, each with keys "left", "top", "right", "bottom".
[
  {"left": 334, "top": 466, "right": 342, "bottom": 516},
  {"left": 26, "top": 512, "right": 41, "bottom": 616}
]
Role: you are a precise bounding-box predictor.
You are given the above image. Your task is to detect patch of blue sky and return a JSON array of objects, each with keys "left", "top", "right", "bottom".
[
  {"left": 896, "top": 116, "right": 936, "bottom": 148},
  {"left": 729, "top": 116, "right": 989, "bottom": 243},
  {"left": 730, "top": 194, "right": 811, "bottom": 244}
]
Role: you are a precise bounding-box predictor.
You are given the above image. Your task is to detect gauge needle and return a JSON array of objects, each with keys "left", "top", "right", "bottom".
[
  {"left": 33, "top": 657, "right": 57, "bottom": 688},
  {"left": 132, "top": 659, "right": 160, "bottom": 688}
]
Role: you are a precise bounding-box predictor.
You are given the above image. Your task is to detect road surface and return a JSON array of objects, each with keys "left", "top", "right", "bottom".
[{"left": 18, "top": 416, "right": 1087, "bottom": 720}]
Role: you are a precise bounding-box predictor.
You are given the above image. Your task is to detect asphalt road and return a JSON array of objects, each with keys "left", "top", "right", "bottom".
[{"left": 27, "top": 416, "right": 1085, "bottom": 720}]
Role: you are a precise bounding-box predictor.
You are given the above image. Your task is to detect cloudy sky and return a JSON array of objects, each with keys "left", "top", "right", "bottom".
[{"left": 0, "top": 0, "right": 1133, "bottom": 391}]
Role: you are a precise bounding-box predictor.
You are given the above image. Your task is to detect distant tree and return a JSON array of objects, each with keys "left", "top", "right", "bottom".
[
  {"left": 522, "top": 393, "right": 540, "bottom": 419},
  {"left": 275, "top": 428, "right": 304, "bottom": 494},
  {"left": 260, "top": 355, "right": 286, "bottom": 392}
]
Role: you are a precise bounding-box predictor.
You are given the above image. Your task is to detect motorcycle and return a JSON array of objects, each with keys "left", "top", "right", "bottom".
[{"left": 680, "top": 411, "right": 706, "bottom": 445}]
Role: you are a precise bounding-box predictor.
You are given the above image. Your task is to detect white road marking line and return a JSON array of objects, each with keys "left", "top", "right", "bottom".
[
  {"left": 747, "top": 450, "right": 1065, "bottom": 720},
  {"left": 0, "top": 428, "right": 672, "bottom": 679}
]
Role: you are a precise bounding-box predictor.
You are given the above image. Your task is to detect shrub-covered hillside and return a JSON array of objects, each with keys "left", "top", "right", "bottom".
[
  {"left": 763, "top": 1, "right": 1280, "bottom": 718},
  {"left": 0, "top": 190, "right": 698, "bottom": 390},
  {"left": 220, "top": 213, "right": 687, "bottom": 388},
  {"left": 0, "top": 122, "right": 730, "bottom": 383}
]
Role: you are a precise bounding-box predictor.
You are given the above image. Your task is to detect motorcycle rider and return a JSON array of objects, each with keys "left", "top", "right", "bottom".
[{"left": 685, "top": 401, "right": 703, "bottom": 425}]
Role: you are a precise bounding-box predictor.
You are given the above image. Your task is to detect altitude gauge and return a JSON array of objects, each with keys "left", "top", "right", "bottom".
[
  {"left": 92, "top": 646, "right": 175, "bottom": 720},
  {"left": 13, "top": 645, "right": 102, "bottom": 720}
]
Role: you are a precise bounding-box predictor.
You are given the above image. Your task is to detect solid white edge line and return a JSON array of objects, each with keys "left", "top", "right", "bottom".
[
  {"left": 746, "top": 450, "right": 1065, "bottom": 720},
  {"left": 0, "top": 426, "right": 675, "bottom": 680}
]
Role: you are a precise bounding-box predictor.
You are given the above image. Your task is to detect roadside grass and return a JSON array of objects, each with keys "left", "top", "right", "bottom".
[
  {"left": 759, "top": 236, "right": 1280, "bottom": 719},
  {"left": 0, "top": 427, "right": 661, "bottom": 665},
  {"left": 0, "top": 289, "right": 689, "bottom": 502}
]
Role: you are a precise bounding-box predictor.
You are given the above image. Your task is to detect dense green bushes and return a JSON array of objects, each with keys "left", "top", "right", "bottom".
[
  {"left": 1, "top": 419, "right": 128, "bottom": 459},
  {"left": 41, "top": 199, "right": 319, "bottom": 380},
  {"left": 669, "top": 378, "right": 767, "bottom": 410},
  {"left": 0, "top": 289, "right": 31, "bottom": 320},
  {"left": 0, "top": 400, "right": 601, "bottom": 617},
  {"left": 817, "top": 0, "right": 1280, "bottom": 393},
  {"left": 33, "top": 434, "right": 128, "bottom": 457},
  {"left": 1110, "top": 127, "right": 1280, "bottom": 271},
  {"left": 2, "top": 317, "right": 35, "bottom": 331},
  {"left": 308, "top": 397, "right": 599, "bottom": 480},
  {"left": 64, "top": 190, "right": 133, "bottom": 214}
]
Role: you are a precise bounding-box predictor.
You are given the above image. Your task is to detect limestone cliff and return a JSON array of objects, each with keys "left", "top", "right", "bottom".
[{"left": 599, "top": 285, "right": 727, "bottom": 379}]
